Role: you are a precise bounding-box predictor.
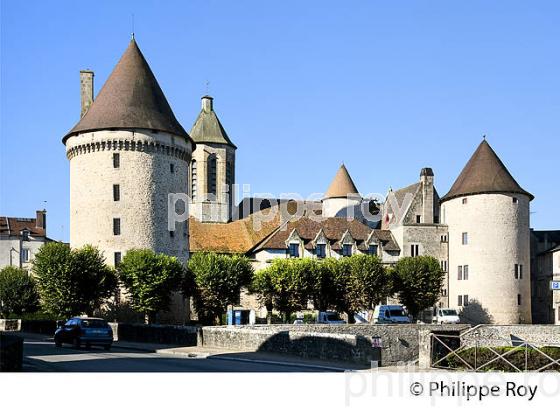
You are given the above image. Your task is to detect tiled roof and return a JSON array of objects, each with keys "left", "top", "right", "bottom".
[
  {"left": 254, "top": 216, "right": 399, "bottom": 253},
  {"left": 442, "top": 140, "right": 533, "bottom": 202},
  {"left": 0, "top": 216, "right": 45, "bottom": 238},
  {"left": 324, "top": 164, "right": 360, "bottom": 199},
  {"left": 63, "top": 39, "right": 190, "bottom": 143},
  {"left": 189, "top": 207, "right": 286, "bottom": 254}
]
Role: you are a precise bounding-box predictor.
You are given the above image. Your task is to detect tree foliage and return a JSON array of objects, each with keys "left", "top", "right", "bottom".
[
  {"left": 392, "top": 256, "right": 444, "bottom": 319},
  {"left": 251, "top": 255, "right": 390, "bottom": 323},
  {"left": 0, "top": 266, "right": 40, "bottom": 318},
  {"left": 186, "top": 252, "right": 253, "bottom": 325},
  {"left": 117, "top": 249, "right": 185, "bottom": 324},
  {"left": 33, "top": 242, "right": 117, "bottom": 317}
]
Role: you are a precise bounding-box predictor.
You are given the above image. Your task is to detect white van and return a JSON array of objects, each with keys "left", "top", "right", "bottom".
[
  {"left": 432, "top": 307, "right": 461, "bottom": 324},
  {"left": 372, "top": 305, "right": 411, "bottom": 324}
]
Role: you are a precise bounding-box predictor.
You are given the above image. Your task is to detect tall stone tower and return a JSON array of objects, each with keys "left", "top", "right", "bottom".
[
  {"left": 63, "top": 38, "right": 194, "bottom": 266},
  {"left": 188, "top": 95, "right": 236, "bottom": 223},
  {"left": 441, "top": 140, "right": 533, "bottom": 324},
  {"left": 322, "top": 164, "right": 362, "bottom": 218}
]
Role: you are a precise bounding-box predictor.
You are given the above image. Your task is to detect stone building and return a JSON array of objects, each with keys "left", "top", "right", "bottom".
[
  {"left": 531, "top": 230, "right": 560, "bottom": 324},
  {"left": 63, "top": 38, "right": 194, "bottom": 322},
  {"left": 0, "top": 210, "right": 51, "bottom": 270},
  {"left": 441, "top": 140, "right": 533, "bottom": 324},
  {"left": 188, "top": 96, "right": 236, "bottom": 223}
]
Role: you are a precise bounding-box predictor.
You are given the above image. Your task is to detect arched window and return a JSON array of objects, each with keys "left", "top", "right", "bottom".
[
  {"left": 191, "top": 160, "right": 197, "bottom": 201},
  {"left": 207, "top": 154, "right": 217, "bottom": 197}
]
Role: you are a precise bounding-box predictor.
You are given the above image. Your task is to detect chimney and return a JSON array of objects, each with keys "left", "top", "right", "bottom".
[
  {"left": 202, "top": 95, "right": 213, "bottom": 113},
  {"left": 420, "top": 168, "right": 434, "bottom": 224},
  {"left": 80, "top": 70, "right": 94, "bottom": 117},
  {"left": 36, "top": 210, "right": 46, "bottom": 233}
]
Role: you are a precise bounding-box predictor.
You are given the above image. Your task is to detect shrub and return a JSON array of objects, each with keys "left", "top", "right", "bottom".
[{"left": 0, "top": 266, "right": 40, "bottom": 318}]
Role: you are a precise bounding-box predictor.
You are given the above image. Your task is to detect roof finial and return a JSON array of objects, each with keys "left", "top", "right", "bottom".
[
  {"left": 205, "top": 80, "right": 210, "bottom": 95},
  {"left": 483, "top": 134, "right": 486, "bottom": 140}
]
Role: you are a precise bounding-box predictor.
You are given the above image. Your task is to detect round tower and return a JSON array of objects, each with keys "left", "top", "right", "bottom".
[
  {"left": 322, "top": 164, "right": 362, "bottom": 218},
  {"left": 63, "top": 39, "right": 194, "bottom": 266},
  {"left": 188, "top": 95, "right": 236, "bottom": 223},
  {"left": 441, "top": 140, "right": 533, "bottom": 324}
]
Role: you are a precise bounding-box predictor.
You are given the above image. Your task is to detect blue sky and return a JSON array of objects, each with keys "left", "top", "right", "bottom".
[{"left": 1, "top": 0, "right": 558, "bottom": 241}]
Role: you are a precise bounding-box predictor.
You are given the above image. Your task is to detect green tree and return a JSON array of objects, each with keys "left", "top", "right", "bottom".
[
  {"left": 250, "top": 268, "right": 275, "bottom": 324},
  {"left": 117, "top": 249, "right": 185, "bottom": 324},
  {"left": 392, "top": 256, "right": 444, "bottom": 320},
  {"left": 0, "top": 266, "right": 40, "bottom": 318},
  {"left": 187, "top": 252, "right": 253, "bottom": 325},
  {"left": 33, "top": 242, "right": 117, "bottom": 317},
  {"left": 347, "top": 254, "right": 391, "bottom": 315}
]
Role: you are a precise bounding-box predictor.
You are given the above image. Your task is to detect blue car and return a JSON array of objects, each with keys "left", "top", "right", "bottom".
[{"left": 54, "top": 317, "right": 113, "bottom": 350}]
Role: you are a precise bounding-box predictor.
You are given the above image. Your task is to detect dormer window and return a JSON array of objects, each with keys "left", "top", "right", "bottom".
[
  {"left": 368, "top": 244, "right": 378, "bottom": 256},
  {"left": 288, "top": 243, "right": 299, "bottom": 258},
  {"left": 316, "top": 243, "right": 326, "bottom": 259},
  {"left": 21, "top": 229, "right": 30, "bottom": 241},
  {"left": 342, "top": 244, "right": 352, "bottom": 257}
]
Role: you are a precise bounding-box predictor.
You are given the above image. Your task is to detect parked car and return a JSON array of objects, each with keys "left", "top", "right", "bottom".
[
  {"left": 372, "top": 305, "right": 412, "bottom": 324},
  {"left": 432, "top": 308, "right": 461, "bottom": 324},
  {"left": 54, "top": 317, "right": 113, "bottom": 350},
  {"left": 316, "top": 311, "right": 346, "bottom": 324}
]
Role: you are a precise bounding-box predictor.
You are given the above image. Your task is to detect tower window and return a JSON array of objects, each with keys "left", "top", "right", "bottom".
[
  {"left": 457, "top": 265, "right": 463, "bottom": 280},
  {"left": 113, "top": 218, "right": 121, "bottom": 235},
  {"left": 113, "top": 184, "right": 120, "bottom": 201},
  {"left": 462, "top": 198, "right": 467, "bottom": 205},
  {"left": 441, "top": 288, "right": 447, "bottom": 297},
  {"left": 342, "top": 244, "right": 353, "bottom": 257},
  {"left": 440, "top": 260, "right": 447, "bottom": 272},
  {"left": 170, "top": 163, "right": 175, "bottom": 173},
  {"left": 226, "top": 160, "right": 233, "bottom": 187},
  {"left": 316, "top": 244, "right": 326, "bottom": 259},
  {"left": 462, "top": 232, "right": 468, "bottom": 245},
  {"left": 434, "top": 215, "right": 440, "bottom": 224},
  {"left": 517, "top": 294, "right": 522, "bottom": 305},
  {"left": 169, "top": 230, "right": 174, "bottom": 238},
  {"left": 515, "top": 264, "right": 523, "bottom": 279},
  {"left": 512, "top": 197, "right": 518, "bottom": 204},
  {"left": 411, "top": 244, "right": 419, "bottom": 257},
  {"left": 463, "top": 265, "right": 469, "bottom": 280},
  {"left": 113, "top": 153, "right": 120, "bottom": 168},
  {"left": 416, "top": 215, "right": 421, "bottom": 223},
  {"left": 288, "top": 243, "right": 299, "bottom": 258},
  {"left": 191, "top": 160, "right": 197, "bottom": 201},
  {"left": 114, "top": 252, "right": 122, "bottom": 266},
  {"left": 207, "top": 154, "right": 217, "bottom": 197}
]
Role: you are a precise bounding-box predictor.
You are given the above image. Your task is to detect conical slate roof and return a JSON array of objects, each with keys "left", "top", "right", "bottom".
[
  {"left": 324, "top": 164, "right": 361, "bottom": 199},
  {"left": 189, "top": 96, "right": 236, "bottom": 148},
  {"left": 441, "top": 140, "right": 533, "bottom": 202},
  {"left": 63, "top": 39, "right": 190, "bottom": 143}
]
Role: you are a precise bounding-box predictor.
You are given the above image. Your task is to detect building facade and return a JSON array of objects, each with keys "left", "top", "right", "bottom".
[{"left": 0, "top": 210, "right": 51, "bottom": 270}]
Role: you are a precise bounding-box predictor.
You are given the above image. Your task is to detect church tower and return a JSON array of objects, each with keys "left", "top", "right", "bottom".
[
  {"left": 441, "top": 140, "right": 533, "bottom": 324},
  {"left": 188, "top": 95, "right": 236, "bottom": 223},
  {"left": 63, "top": 38, "right": 194, "bottom": 266}
]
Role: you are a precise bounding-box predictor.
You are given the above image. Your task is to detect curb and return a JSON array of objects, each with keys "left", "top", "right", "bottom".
[{"left": 155, "top": 348, "right": 349, "bottom": 371}]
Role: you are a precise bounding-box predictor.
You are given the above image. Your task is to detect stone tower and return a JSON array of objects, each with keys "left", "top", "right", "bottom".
[
  {"left": 63, "top": 38, "right": 194, "bottom": 266},
  {"left": 441, "top": 140, "right": 533, "bottom": 324},
  {"left": 188, "top": 95, "right": 236, "bottom": 223},
  {"left": 322, "top": 164, "right": 362, "bottom": 218}
]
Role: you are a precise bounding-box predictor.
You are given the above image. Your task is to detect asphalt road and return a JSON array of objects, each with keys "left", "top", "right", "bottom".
[{"left": 22, "top": 336, "right": 333, "bottom": 372}]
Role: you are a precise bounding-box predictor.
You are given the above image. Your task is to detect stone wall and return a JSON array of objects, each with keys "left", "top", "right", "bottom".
[
  {"left": 461, "top": 324, "right": 560, "bottom": 348},
  {"left": 201, "top": 324, "right": 469, "bottom": 365},
  {"left": 111, "top": 322, "right": 198, "bottom": 345}
]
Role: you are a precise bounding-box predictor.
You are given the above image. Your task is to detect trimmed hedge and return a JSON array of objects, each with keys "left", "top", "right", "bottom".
[{"left": 445, "top": 346, "right": 560, "bottom": 371}]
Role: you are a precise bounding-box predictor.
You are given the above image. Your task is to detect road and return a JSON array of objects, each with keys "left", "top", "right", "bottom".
[{"left": 22, "top": 335, "right": 335, "bottom": 372}]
